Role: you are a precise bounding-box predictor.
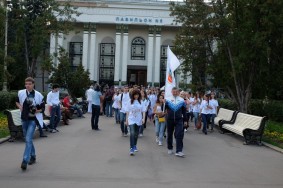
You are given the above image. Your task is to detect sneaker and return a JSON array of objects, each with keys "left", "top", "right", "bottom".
[
  {"left": 21, "top": 161, "right": 27, "bottom": 170},
  {"left": 28, "top": 156, "right": 36, "bottom": 165},
  {"left": 123, "top": 133, "right": 128, "bottom": 137},
  {"left": 175, "top": 152, "right": 185, "bottom": 157},
  {"left": 168, "top": 150, "right": 174, "bottom": 155},
  {"left": 55, "top": 129, "right": 59, "bottom": 132},
  {"left": 133, "top": 145, "right": 138, "bottom": 152},
  {"left": 139, "top": 134, "right": 143, "bottom": 137},
  {"left": 158, "top": 141, "right": 163, "bottom": 146},
  {"left": 50, "top": 129, "right": 56, "bottom": 133},
  {"left": 129, "top": 148, "right": 135, "bottom": 156},
  {"left": 155, "top": 137, "right": 159, "bottom": 143},
  {"left": 184, "top": 128, "right": 188, "bottom": 132}
]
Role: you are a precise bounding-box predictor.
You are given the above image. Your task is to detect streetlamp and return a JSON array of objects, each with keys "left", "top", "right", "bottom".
[{"left": 2, "top": 0, "right": 12, "bottom": 91}]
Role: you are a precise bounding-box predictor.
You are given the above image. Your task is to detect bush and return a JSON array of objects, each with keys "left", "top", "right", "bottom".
[
  {"left": 218, "top": 99, "right": 283, "bottom": 122},
  {"left": 0, "top": 91, "right": 17, "bottom": 111}
]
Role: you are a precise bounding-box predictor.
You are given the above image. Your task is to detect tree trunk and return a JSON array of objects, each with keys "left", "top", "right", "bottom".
[{"left": 24, "top": 32, "right": 30, "bottom": 76}]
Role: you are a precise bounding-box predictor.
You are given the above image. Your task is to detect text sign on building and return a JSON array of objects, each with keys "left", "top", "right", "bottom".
[{"left": 115, "top": 17, "right": 163, "bottom": 24}]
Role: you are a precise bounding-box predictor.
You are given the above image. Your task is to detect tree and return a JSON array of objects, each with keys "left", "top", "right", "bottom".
[
  {"left": 7, "top": 0, "right": 80, "bottom": 78},
  {"left": 48, "top": 48, "right": 90, "bottom": 97},
  {"left": 170, "top": 0, "right": 283, "bottom": 112}
]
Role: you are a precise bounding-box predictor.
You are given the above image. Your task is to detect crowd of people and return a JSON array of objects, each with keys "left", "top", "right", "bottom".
[
  {"left": 85, "top": 83, "right": 219, "bottom": 157},
  {"left": 16, "top": 77, "right": 219, "bottom": 171}
]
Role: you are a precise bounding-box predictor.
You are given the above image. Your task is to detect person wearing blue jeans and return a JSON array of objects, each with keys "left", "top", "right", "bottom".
[
  {"left": 155, "top": 116, "right": 166, "bottom": 145},
  {"left": 114, "top": 108, "right": 120, "bottom": 123},
  {"left": 125, "top": 89, "right": 146, "bottom": 156},
  {"left": 16, "top": 77, "right": 45, "bottom": 170},
  {"left": 105, "top": 101, "right": 113, "bottom": 117},
  {"left": 199, "top": 94, "right": 212, "bottom": 135},
  {"left": 49, "top": 105, "right": 61, "bottom": 132},
  {"left": 47, "top": 84, "right": 61, "bottom": 133},
  {"left": 22, "top": 120, "right": 36, "bottom": 164}
]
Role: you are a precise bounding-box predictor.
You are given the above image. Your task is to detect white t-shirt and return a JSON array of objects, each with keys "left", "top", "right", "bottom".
[
  {"left": 200, "top": 100, "right": 212, "bottom": 114},
  {"left": 118, "top": 92, "right": 130, "bottom": 113},
  {"left": 86, "top": 88, "right": 94, "bottom": 101},
  {"left": 112, "top": 94, "right": 121, "bottom": 109},
  {"left": 192, "top": 98, "right": 200, "bottom": 113},
  {"left": 126, "top": 100, "right": 147, "bottom": 126},
  {"left": 148, "top": 94, "right": 157, "bottom": 110},
  {"left": 209, "top": 99, "right": 219, "bottom": 114},
  {"left": 189, "top": 97, "right": 194, "bottom": 112},
  {"left": 142, "top": 98, "right": 150, "bottom": 111}
]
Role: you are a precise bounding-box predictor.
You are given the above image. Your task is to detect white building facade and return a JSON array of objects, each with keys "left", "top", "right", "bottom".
[{"left": 49, "top": 0, "right": 189, "bottom": 87}]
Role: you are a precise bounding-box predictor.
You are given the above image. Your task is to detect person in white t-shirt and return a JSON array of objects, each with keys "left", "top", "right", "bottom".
[
  {"left": 119, "top": 86, "right": 130, "bottom": 136},
  {"left": 192, "top": 93, "right": 201, "bottom": 129},
  {"left": 125, "top": 89, "right": 146, "bottom": 156},
  {"left": 112, "top": 89, "right": 121, "bottom": 124},
  {"left": 199, "top": 94, "right": 213, "bottom": 135},
  {"left": 86, "top": 86, "right": 94, "bottom": 113},
  {"left": 209, "top": 92, "right": 219, "bottom": 131}
]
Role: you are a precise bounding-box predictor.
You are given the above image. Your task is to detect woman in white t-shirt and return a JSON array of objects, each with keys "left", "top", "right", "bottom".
[
  {"left": 192, "top": 93, "right": 201, "bottom": 130},
  {"left": 126, "top": 89, "right": 146, "bottom": 156},
  {"left": 112, "top": 89, "right": 121, "bottom": 124},
  {"left": 199, "top": 94, "right": 213, "bottom": 135},
  {"left": 153, "top": 94, "right": 166, "bottom": 146},
  {"left": 209, "top": 92, "right": 219, "bottom": 131}
]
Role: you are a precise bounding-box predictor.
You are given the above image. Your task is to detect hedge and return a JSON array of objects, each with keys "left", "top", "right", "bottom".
[
  {"left": 0, "top": 91, "right": 18, "bottom": 111},
  {"left": 218, "top": 99, "right": 283, "bottom": 122}
]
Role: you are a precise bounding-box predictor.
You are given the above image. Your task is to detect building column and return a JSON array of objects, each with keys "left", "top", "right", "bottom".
[
  {"left": 147, "top": 26, "right": 154, "bottom": 86},
  {"left": 89, "top": 23, "right": 96, "bottom": 81},
  {"left": 154, "top": 27, "right": 161, "bottom": 87},
  {"left": 121, "top": 25, "right": 129, "bottom": 85},
  {"left": 82, "top": 23, "right": 90, "bottom": 71},
  {"left": 114, "top": 25, "right": 122, "bottom": 85},
  {"left": 50, "top": 33, "right": 56, "bottom": 66}
]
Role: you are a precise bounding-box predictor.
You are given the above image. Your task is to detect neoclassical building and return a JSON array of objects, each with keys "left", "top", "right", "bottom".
[{"left": 47, "top": 0, "right": 187, "bottom": 88}]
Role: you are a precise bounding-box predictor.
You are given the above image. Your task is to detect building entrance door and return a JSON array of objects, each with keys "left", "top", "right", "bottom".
[{"left": 127, "top": 66, "right": 147, "bottom": 87}]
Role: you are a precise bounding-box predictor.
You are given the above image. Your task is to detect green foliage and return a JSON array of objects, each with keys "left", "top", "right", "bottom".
[
  {"left": 48, "top": 48, "right": 90, "bottom": 97},
  {"left": 0, "top": 91, "right": 17, "bottom": 111},
  {"left": 0, "top": 0, "right": 80, "bottom": 91},
  {"left": 170, "top": 0, "right": 283, "bottom": 112},
  {"left": 218, "top": 99, "right": 283, "bottom": 122}
]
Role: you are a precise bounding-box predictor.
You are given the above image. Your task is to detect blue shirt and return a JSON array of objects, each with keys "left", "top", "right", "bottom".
[{"left": 92, "top": 91, "right": 102, "bottom": 105}]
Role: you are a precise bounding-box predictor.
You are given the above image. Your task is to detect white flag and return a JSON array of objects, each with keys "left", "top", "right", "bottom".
[{"left": 165, "top": 46, "right": 181, "bottom": 99}]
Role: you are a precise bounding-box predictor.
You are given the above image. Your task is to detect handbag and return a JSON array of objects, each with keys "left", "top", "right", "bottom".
[
  {"left": 196, "top": 116, "right": 202, "bottom": 129},
  {"left": 158, "top": 116, "right": 165, "bottom": 122}
]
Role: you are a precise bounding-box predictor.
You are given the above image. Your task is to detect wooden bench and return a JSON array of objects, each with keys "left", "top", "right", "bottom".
[
  {"left": 214, "top": 108, "right": 238, "bottom": 126},
  {"left": 220, "top": 112, "right": 268, "bottom": 145},
  {"left": 4, "top": 109, "right": 23, "bottom": 142},
  {"left": 4, "top": 109, "right": 50, "bottom": 142}
]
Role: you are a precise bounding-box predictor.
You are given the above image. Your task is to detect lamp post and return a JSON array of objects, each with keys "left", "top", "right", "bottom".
[{"left": 2, "top": 0, "right": 12, "bottom": 91}]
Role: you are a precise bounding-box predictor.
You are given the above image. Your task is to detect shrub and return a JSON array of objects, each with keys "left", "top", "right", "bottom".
[
  {"left": 0, "top": 91, "right": 17, "bottom": 111},
  {"left": 218, "top": 99, "right": 283, "bottom": 122}
]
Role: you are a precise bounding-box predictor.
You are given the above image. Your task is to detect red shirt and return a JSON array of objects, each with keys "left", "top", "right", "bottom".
[{"left": 63, "top": 97, "right": 71, "bottom": 108}]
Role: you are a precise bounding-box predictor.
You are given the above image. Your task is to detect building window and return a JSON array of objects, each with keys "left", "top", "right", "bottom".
[
  {"left": 99, "top": 43, "right": 115, "bottom": 85},
  {"left": 69, "top": 42, "right": 83, "bottom": 69},
  {"left": 131, "top": 37, "right": 146, "bottom": 60}
]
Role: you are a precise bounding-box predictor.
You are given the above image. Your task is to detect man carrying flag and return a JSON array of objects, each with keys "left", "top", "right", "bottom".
[{"left": 164, "top": 46, "right": 187, "bottom": 157}]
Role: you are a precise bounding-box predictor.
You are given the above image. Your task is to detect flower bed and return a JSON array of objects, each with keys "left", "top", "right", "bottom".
[{"left": 0, "top": 114, "right": 9, "bottom": 139}]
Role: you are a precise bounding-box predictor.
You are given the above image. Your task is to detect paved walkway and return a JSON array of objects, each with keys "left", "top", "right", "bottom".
[{"left": 0, "top": 114, "right": 283, "bottom": 188}]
